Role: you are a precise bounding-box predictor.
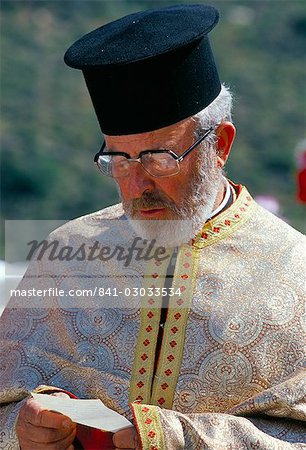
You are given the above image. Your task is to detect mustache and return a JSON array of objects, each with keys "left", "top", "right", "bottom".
[{"left": 126, "top": 190, "right": 178, "bottom": 215}]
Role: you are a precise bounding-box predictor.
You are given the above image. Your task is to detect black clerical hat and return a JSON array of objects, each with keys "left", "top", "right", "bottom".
[{"left": 64, "top": 4, "right": 221, "bottom": 135}]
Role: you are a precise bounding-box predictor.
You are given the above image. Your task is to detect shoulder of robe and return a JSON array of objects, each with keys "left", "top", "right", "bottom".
[
  {"left": 48, "top": 203, "right": 125, "bottom": 244},
  {"left": 250, "top": 203, "right": 306, "bottom": 265}
]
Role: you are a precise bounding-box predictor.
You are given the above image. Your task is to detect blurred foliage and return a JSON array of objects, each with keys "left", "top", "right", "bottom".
[{"left": 1, "top": 0, "right": 305, "bottom": 256}]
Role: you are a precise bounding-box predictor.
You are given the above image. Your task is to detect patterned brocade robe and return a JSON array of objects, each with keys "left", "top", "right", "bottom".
[{"left": 1, "top": 184, "right": 306, "bottom": 449}]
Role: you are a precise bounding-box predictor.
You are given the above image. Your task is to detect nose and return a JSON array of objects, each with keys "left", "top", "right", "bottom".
[{"left": 125, "top": 161, "right": 156, "bottom": 199}]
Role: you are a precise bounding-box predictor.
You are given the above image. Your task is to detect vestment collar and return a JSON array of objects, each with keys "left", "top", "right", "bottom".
[{"left": 192, "top": 181, "right": 256, "bottom": 249}]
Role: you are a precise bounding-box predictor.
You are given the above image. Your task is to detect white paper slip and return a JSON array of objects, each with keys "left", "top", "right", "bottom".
[{"left": 31, "top": 392, "right": 132, "bottom": 433}]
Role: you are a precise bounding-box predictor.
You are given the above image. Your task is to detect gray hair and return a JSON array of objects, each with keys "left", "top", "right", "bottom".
[{"left": 193, "top": 84, "right": 233, "bottom": 144}]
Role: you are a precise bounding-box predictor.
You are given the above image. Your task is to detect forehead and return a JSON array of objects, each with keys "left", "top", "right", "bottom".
[{"left": 104, "top": 117, "right": 196, "bottom": 153}]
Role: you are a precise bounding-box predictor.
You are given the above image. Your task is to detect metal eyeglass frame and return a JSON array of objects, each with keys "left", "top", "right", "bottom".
[{"left": 94, "top": 125, "right": 215, "bottom": 178}]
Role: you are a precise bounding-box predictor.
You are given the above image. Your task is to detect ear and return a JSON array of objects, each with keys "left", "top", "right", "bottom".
[{"left": 216, "top": 122, "right": 236, "bottom": 168}]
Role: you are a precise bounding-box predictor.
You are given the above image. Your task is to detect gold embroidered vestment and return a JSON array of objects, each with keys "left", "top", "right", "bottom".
[{"left": 0, "top": 185, "right": 305, "bottom": 449}]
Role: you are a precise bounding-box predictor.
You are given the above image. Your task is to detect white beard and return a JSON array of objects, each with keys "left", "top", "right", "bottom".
[
  {"left": 121, "top": 146, "right": 224, "bottom": 248},
  {"left": 126, "top": 183, "right": 220, "bottom": 248}
]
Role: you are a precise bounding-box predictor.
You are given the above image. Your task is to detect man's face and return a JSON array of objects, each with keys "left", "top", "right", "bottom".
[{"left": 105, "top": 118, "right": 223, "bottom": 246}]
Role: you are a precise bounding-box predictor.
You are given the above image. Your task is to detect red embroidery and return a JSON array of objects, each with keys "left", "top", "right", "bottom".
[
  {"left": 180, "top": 274, "right": 188, "bottom": 279},
  {"left": 167, "top": 355, "right": 175, "bottom": 362},
  {"left": 185, "top": 252, "right": 192, "bottom": 257},
  {"left": 183, "top": 262, "right": 190, "bottom": 268},
  {"left": 213, "top": 227, "right": 220, "bottom": 233},
  {"left": 171, "top": 326, "right": 178, "bottom": 334},
  {"left": 234, "top": 214, "right": 240, "bottom": 218},
  {"left": 180, "top": 286, "right": 186, "bottom": 292},
  {"left": 148, "top": 431, "right": 156, "bottom": 438},
  {"left": 158, "top": 398, "right": 165, "bottom": 405},
  {"left": 201, "top": 232, "right": 208, "bottom": 239},
  {"left": 141, "top": 353, "right": 148, "bottom": 361},
  {"left": 165, "top": 369, "right": 172, "bottom": 376},
  {"left": 174, "top": 312, "right": 181, "bottom": 320},
  {"left": 145, "top": 418, "right": 152, "bottom": 425},
  {"left": 142, "top": 406, "right": 149, "bottom": 413},
  {"left": 152, "top": 273, "right": 159, "bottom": 279},
  {"left": 147, "top": 311, "right": 154, "bottom": 319},
  {"left": 146, "top": 325, "right": 153, "bottom": 332},
  {"left": 161, "top": 383, "right": 168, "bottom": 390},
  {"left": 143, "top": 339, "right": 150, "bottom": 347},
  {"left": 139, "top": 367, "right": 146, "bottom": 374},
  {"left": 170, "top": 340, "right": 177, "bottom": 348},
  {"left": 224, "top": 220, "right": 231, "bottom": 226},
  {"left": 136, "top": 395, "right": 143, "bottom": 401},
  {"left": 137, "top": 381, "right": 144, "bottom": 388}
]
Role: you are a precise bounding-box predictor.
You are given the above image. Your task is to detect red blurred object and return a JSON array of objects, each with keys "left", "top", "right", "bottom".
[
  {"left": 76, "top": 423, "right": 114, "bottom": 449},
  {"left": 297, "top": 167, "right": 306, "bottom": 202},
  {"left": 296, "top": 147, "right": 306, "bottom": 203}
]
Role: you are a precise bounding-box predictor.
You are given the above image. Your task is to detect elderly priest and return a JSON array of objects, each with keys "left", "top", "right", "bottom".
[{"left": 1, "top": 4, "right": 305, "bottom": 450}]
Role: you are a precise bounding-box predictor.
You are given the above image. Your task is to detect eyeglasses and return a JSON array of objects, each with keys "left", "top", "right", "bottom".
[{"left": 94, "top": 126, "right": 214, "bottom": 178}]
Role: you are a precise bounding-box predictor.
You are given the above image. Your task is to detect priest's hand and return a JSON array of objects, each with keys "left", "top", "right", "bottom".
[
  {"left": 112, "top": 426, "right": 140, "bottom": 449},
  {"left": 16, "top": 395, "right": 77, "bottom": 449}
]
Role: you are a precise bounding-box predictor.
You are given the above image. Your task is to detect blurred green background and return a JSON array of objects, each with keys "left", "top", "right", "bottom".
[{"left": 1, "top": 0, "right": 306, "bottom": 257}]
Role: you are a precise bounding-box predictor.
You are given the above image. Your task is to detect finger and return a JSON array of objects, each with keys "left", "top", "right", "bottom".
[
  {"left": 18, "top": 425, "right": 77, "bottom": 450},
  {"left": 17, "top": 418, "right": 76, "bottom": 443},
  {"left": 20, "top": 398, "right": 74, "bottom": 429},
  {"left": 50, "top": 392, "right": 71, "bottom": 399},
  {"left": 113, "top": 427, "right": 138, "bottom": 449}
]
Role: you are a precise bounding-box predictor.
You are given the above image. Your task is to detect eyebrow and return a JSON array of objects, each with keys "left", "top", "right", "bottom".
[
  {"left": 160, "top": 140, "right": 177, "bottom": 151},
  {"left": 105, "top": 141, "right": 177, "bottom": 154}
]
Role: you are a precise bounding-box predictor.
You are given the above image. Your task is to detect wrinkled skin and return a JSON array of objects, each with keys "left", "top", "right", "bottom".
[{"left": 16, "top": 393, "right": 76, "bottom": 450}]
